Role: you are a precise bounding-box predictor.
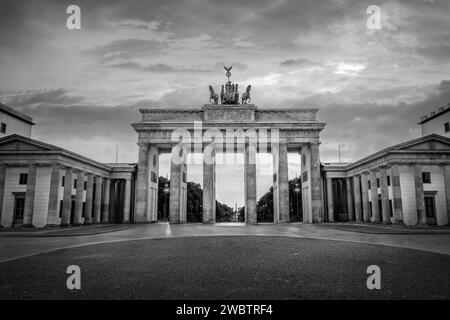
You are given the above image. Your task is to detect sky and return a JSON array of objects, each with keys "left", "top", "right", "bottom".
[{"left": 1, "top": 0, "right": 450, "bottom": 206}]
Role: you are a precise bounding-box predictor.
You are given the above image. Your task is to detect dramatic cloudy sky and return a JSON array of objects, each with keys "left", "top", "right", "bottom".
[{"left": 1, "top": 0, "right": 449, "bottom": 206}]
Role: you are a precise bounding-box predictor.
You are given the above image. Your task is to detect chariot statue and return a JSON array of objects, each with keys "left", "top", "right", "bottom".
[{"left": 208, "top": 66, "right": 252, "bottom": 105}]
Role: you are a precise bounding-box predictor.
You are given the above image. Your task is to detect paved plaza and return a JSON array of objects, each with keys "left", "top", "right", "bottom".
[{"left": 1, "top": 223, "right": 450, "bottom": 299}]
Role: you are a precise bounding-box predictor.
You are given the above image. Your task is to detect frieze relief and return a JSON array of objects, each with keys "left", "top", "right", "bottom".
[{"left": 203, "top": 105, "right": 255, "bottom": 121}]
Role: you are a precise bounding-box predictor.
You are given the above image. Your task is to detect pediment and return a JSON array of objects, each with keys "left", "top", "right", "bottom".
[
  {"left": 0, "top": 136, "right": 56, "bottom": 152},
  {"left": 396, "top": 136, "right": 450, "bottom": 151}
]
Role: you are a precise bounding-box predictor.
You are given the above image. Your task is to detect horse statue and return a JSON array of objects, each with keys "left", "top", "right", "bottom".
[
  {"left": 241, "top": 85, "right": 251, "bottom": 104},
  {"left": 220, "top": 85, "right": 225, "bottom": 104},
  {"left": 209, "top": 85, "right": 219, "bottom": 104}
]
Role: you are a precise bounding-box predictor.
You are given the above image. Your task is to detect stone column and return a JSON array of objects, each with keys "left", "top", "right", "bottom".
[
  {"left": 245, "top": 140, "right": 257, "bottom": 224},
  {"left": 203, "top": 144, "right": 216, "bottom": 224},
  {"left": 443, "top": 165, "right": 450, "bottom": 226},
  {"left": 102, "top": 178, "right": 111, "bottom": 223},
  {"left": 272, "top": 142, "right": 290, "bottom": 223},
  {"left": 46, "top": 163, "right": 60, "bottom": 226},
  {"left": 0, "top": 165, "right": 5, "bottom": 227},
  {"left": 326, "top": 178, "right": 334, "bottom": 222},
  {"left": 361, "top": 172, "right": 370, "bottom": 222},
  {"left": 84, "top": 173, "right": 94, "bottom": 225},
  {"left": 369, "top": 171, "right": 380, "bottom": 223},
  {"left": 391, "top": 165, "right": 404, "bottom": 224},
  {"left": 73, "top": 170, "right": 84, "bottom": 225},
  {"left": 379, "top": 167, "right": 391, "bottom": 224},
  {"left": 170, "top": 145, "right": 188, "bottom": 223},
  {"left": 123, "top": 178, "right": 132, "bottom": 223},
  {"left": 93, "top": 176, "right": 102, "bottom": 223},
  {"left": 61, "top": 167, "right": 73, "bottom": 226},
  {"left": 353, "top": 175, "right": 362, "bottom": 222},
  {"left": 23, "top": 164, "right": 37, "bottom": 227},
  {"left": 147, "top": 145, "right": 159, "bottom": 222},
  {"left": 414, "top": 165, "right": 426, "bottom": 225},
  {"left": 346, "top": 177, "right": 354, "bottom": 221},
  {"left": 109, "top": 180, "right": 116, "bottom": 222},
  {"left": 310, "top": 142, "right": 324, "bottom": 222},
  {"left": 134, "top": 142, "right": 149, "bottom": 222}
]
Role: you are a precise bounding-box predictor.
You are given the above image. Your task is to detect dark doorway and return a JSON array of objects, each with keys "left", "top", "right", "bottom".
[
  {"left": 424, "top": 193, "right": 437, "bottom": 225},
  {"left": 378, "top": 195, "right": 383, "bottom": 222},
  {"left": 13, "top": 193, "right": 25, "bottom": 226}
]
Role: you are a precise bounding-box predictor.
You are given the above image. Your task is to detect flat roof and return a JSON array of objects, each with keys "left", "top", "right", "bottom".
[
  {"left": 0, "top": 103, "right": 35, "bottom": 125},
  {"left": 418, "top": 103, "right": 450, "bottom": 124}
]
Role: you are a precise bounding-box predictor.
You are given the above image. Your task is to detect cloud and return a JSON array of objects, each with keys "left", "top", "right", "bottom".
[
  {"left": 82, "top": 39, "right": 169, "bottom": 63},
  {"left": 279, "top": 58, "right": 318, "bottom": 67},
  {"left": 333, "top": 62, "right": 366, "bottom": 76},
  {"left": 1, "top": 89, "right": 85, "bottom": 107},
  {"left": 315, "top": 79, "right": 450, "bottom": 162},
  {"left": 110, "top": 62, "right": 214, "bottom": 73}
]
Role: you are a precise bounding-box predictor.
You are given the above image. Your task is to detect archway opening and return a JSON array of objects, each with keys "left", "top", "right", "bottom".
[
  {"left": 215, "top": 151, "right": 244, "bottom": 222},
  {"left": 256, "top": 153, "right": 273, "bottom": 222},
  {"left": 288, "top": 152, "right": 302, "bottom": 222}
]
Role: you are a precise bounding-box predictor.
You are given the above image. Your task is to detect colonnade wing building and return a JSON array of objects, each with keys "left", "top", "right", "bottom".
[
  {"left": 0, "top": 134, "right": 135, "bottom": 228},
  {"left": 322, "top": 134, "right": 450, "bottom": 226}
]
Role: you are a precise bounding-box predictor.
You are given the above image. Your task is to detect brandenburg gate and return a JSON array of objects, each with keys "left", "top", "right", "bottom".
[{"left": 131, "top": 68, "right": 326, "bottom": 224}]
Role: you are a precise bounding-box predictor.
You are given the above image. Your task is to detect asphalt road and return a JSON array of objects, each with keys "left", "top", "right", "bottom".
[{"left": 1, "top": 236, "right": 449, "bottom": 299}]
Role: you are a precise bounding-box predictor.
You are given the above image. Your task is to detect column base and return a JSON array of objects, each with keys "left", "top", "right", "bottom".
[
  {"left": 72, "top": 223, "right": 83, "bottom": 226},
  {"left": 21, "top": 224, "right": 35, "bottom": 228},
  {"left": 60, "top": 223, "right": 70, "bottom": 227},
  {"left": 83, "top": 221, "right": 92, "bottom": 226}
]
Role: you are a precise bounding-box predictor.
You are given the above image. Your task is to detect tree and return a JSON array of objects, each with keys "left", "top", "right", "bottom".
[
  {"left": 257, "top": 186, "right": 274, "bottom": 222},
  {"left": 215, "top": 201, "right": 234, "bottom": 222},
  {"left": 158, "top": 176, "right": 235, "bottom": 223},
  {"left": 256, "top": 177, "right": 303, "bottom": 222},
  {"left": 186, "top": 182, "right": 202, "bottom": 222},
  {"left": 238, "top": 206, "right": 245, "bottom": 222}
]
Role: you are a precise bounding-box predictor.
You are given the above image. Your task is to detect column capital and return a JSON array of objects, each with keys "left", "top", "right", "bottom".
[{"left": 137, "top": 142, "right": 149, "bottom": 149}]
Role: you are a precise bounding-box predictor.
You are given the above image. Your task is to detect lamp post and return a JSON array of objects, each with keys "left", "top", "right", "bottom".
[{"left": 294, "top": 176, "right": 300, "bottom": 221}]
